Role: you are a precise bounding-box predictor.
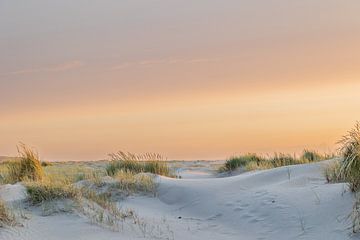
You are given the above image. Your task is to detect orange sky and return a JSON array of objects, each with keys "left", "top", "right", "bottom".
[{"left": 1, "top": 1, "right": 360, "bottom": 161}]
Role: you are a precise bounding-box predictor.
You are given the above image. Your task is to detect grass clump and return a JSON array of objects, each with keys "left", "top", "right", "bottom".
[
  {"left": 24, "top": 180, "right": 133, "bottom": 230},
  {"left": 41, "top": 161, "right": 52, "bottom": 167},
  {"left": 338, "top": 122, "right": 360, "bottom": 192},
  {"left": 221, "top": 150, "right": 328, "bottom": 173},
  {"left": 324, "top": 161, "right": 344, "bottom": 184},
  {"left": 220, "top": 154, "right": 263, "bottom": 172},
  {"left": 269, "top": 153, "right": 301, "bottom": 168},
  {"left": 106, "top": 151, "right": 173, "bottom": 177},
  {"left": 114, "top": 170, "right": 157, "bottom": 195},
  {"left": 327, "top": 122, "right": 360, "bottom": 233},
  {"left": 301, "top": 149, "right": 324, "bottom": 162},
  {"left": 244, "top": 153, "right": 300, "bottom": 171},
  {"left": 0, "top": 200, "right": 16, "bottom": 227},
  {"left": 25, "top": 181, "right": 79, "bottom": 205},
  {"left": 43, "top": 162, "right": 105, "bottom": 184},
  {"left": 0, "top": 162, "right": 9, "bottom": 184},
  {"left": 6, "top": 143, "right": 44, "bottom": 183}
]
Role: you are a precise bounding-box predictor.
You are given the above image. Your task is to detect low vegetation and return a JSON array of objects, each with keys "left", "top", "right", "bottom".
[
  {"left": 324, "top": 161, "right": 344, "bottom": 184},
  {"left": 220, "top": 150, "right": 328, "bottom": 173},
  {"left": 352, "top": 195, "right": 360, "bottom": 233},
  {"left": 0, "top": 161, "right": 9, "bottom": 184},
  {"left": 25, "top": 181, "right": 79, "bottom": 205},
  {"left": 106, "top": 151, "right": 174, "bottom": 177},
  {"left": 0, "top": 200, "right": 16, "bottom": 227},
  {"left": 336, "top": 122, "right": 360, "bottom": 233},
  {"left": 220, "top": 154, "right": 263, "bottom": 172},
  {"left": 323, "top": 122, "right": 360, "bottom": 233},
  {"left": 302, "top": 149, "right": 325, "bottom": 162},
  {"left": 5, "top": 143, "right": 44, "bottom": 184},
  {"left": 23, "top": 179, "right": 134, "bottom": 229},
  {"left": 113, "top": 170, "right": 157, "bottom": 195},
  {"left": 43, "top": 162, "right": 106, "bottom": 185},
  {"left": 0, "top": 145, "right": 160, "bottom": 229},
  {"left": 326, "top": 123, "right": 360, "bottom": 191},
  {"left": 337, "top": 122, "right": 360, "bottom": 192}
]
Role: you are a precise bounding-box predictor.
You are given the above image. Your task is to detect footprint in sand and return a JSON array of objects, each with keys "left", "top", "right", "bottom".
[
  {"left": 259, "top": 213, "right": 269, "bottom": 218},
  {"left": 249, "top": 209, "right": 258, "bottom": 214},
  {"left": 207, "top": 213, "right": 223, "bottom": 220},
  {"left": 249, "top": 218, "right": 261, "bottom": 223},
  {"left": 242, "top": 213, "right": 253, "bottom": 219},
  {"left": 234, "top": 207, "right": 243, "bottom": 212},
  {"left": 254, "top": 191, "right": 268, "bottom": 197},
  {"left": 256, "top": 236, "right": 266, "bottom": 240},
  {"left": 240, "top": 203, "right": 250, "bottom": 208}
]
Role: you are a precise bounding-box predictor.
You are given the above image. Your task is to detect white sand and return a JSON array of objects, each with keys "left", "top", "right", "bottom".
[{"left": 0, "top": 161, "right": 355, "bottom": 240}]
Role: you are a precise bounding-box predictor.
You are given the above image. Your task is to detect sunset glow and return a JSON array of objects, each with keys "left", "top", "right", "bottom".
[{"left": 1, "top": 1, "right": 360, "bottom": 160}]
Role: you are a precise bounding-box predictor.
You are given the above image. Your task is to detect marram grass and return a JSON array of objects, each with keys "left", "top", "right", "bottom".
[
  {"left": 338, "top": 122, "right": 360, "bottom": 192},
  {"left": 114, "top": 170, "right": 157, "bottom": 195},
  {"left": 25, "top": 181, "right": 79, "bottom": 205},
  {"left": 220, "top": 150, "right": 329, "bottom": 173},
  {"left": 106, "top": 151, "right": 174, "bottom": 177},
  {"left": 6, "top": 143, "right": 44, "bottom": 183},
  {"left": 0, "top": 200, "right": 16, "bottom": 227}
]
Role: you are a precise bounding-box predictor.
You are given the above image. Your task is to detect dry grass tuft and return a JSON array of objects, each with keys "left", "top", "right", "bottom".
[
  {"left": 25, "top": 181, "right": 79, "bottom": 205},
  {"left": 324, "top": 161, "right": 345, "bottom": 184},
  {"left": 0, "top": 200, "right": 16, "bottom": 227},
  {"left": 106, "top": 151, "right": 173, "bottom": 177},
  {"left": 219, "top": 154, "right": 263, "bottom": 172},
  {"left": 220, "top": 150, "right": 328, "bottom": 173},
  {"left": 6, "top": 143, "right": 44, "bottom": 183},
  {"left": 23, "top": 179, "right": 135, "bottom": 230},
  {"left": 329, "top": 122, "right": 360, "bottom": 233},
  {"left": 43, "top": 162, "right": 105, "bottom": 184},
  {"left": 301, "top": 149, "right": 324, "bottom": 162},
  {"left": 338, "top": 122, "right": 360, "bottom": 192},
  {"left": 114, "top": 170, "right": 157, "bottom": 195}
]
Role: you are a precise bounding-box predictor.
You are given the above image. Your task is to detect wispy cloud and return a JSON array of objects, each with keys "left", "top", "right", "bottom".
[
  {"left": 1, "top": 60, "right": 84, "bottom": 76},
  {"left": 111, "top": 57, "right": 218, "bottom": 70}
]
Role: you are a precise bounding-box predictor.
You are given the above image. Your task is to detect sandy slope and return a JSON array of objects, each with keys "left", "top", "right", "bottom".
[{"left": 0, "top": 161, "right": 357, "bottom": 240}]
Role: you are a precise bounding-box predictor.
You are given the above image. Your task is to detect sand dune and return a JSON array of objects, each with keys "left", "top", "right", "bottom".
[{"left": 0, "top": 161, "right": 354, "bottom": 240}]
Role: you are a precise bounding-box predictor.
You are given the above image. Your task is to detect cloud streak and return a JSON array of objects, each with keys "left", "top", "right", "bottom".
[
  {"left": 111, "top": 57, "right": 218, "bottom": 70},
  {"left": 1, "top": 61, "right": 84, "bottom": 76}
]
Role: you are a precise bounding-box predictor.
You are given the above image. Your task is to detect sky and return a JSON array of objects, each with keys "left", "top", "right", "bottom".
[{"left": 1, "top": 0, "right": 360, "bottom": 161}]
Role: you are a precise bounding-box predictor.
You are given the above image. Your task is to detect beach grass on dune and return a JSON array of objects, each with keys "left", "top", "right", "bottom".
[
  {"left": 22, "top": 171, "right": 156, "bottom": 207},
  {"left": 337, "top": 122, "right": 360, "bottom": 192},
  {"left": 23, "top": 179, "right": 134, "bottom": 229},
  {"left": 326, "top": 122, "right": 360, "bottom": 192},
  {"left": 113, "top": 170, "right": 157, "bottom": 195},
  {"left": 220, "top": 150, "right": 329, "bottom": 173},
  {"left": 301, "top": 149, "right": 325, "bottom": 162},
  {"left": 25, "top": 181, "right": 79, "bottom": 205},
  {"left": 219, "top": 153, "right": 264, "bottom": 172},
  {"left": 0, "top": 200, "right": 16, "bottom": 227},
  {"left": 322, "top": 122, "right": 360, "bottom": 233},
  {"left": 324, "top": 161, "right": 344, "bottom": 184},
  {"left": 106, "top": 151, "right": 174, "bottom": 177},
  {"left": 0, "top": 162, "right": 9, "bottom": 184},
  {"left": 43, "top": 162, "right": 106, "bottom": 184},
  {"left": 4, "top": 143, "right": 44, "bottom": 184}
]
